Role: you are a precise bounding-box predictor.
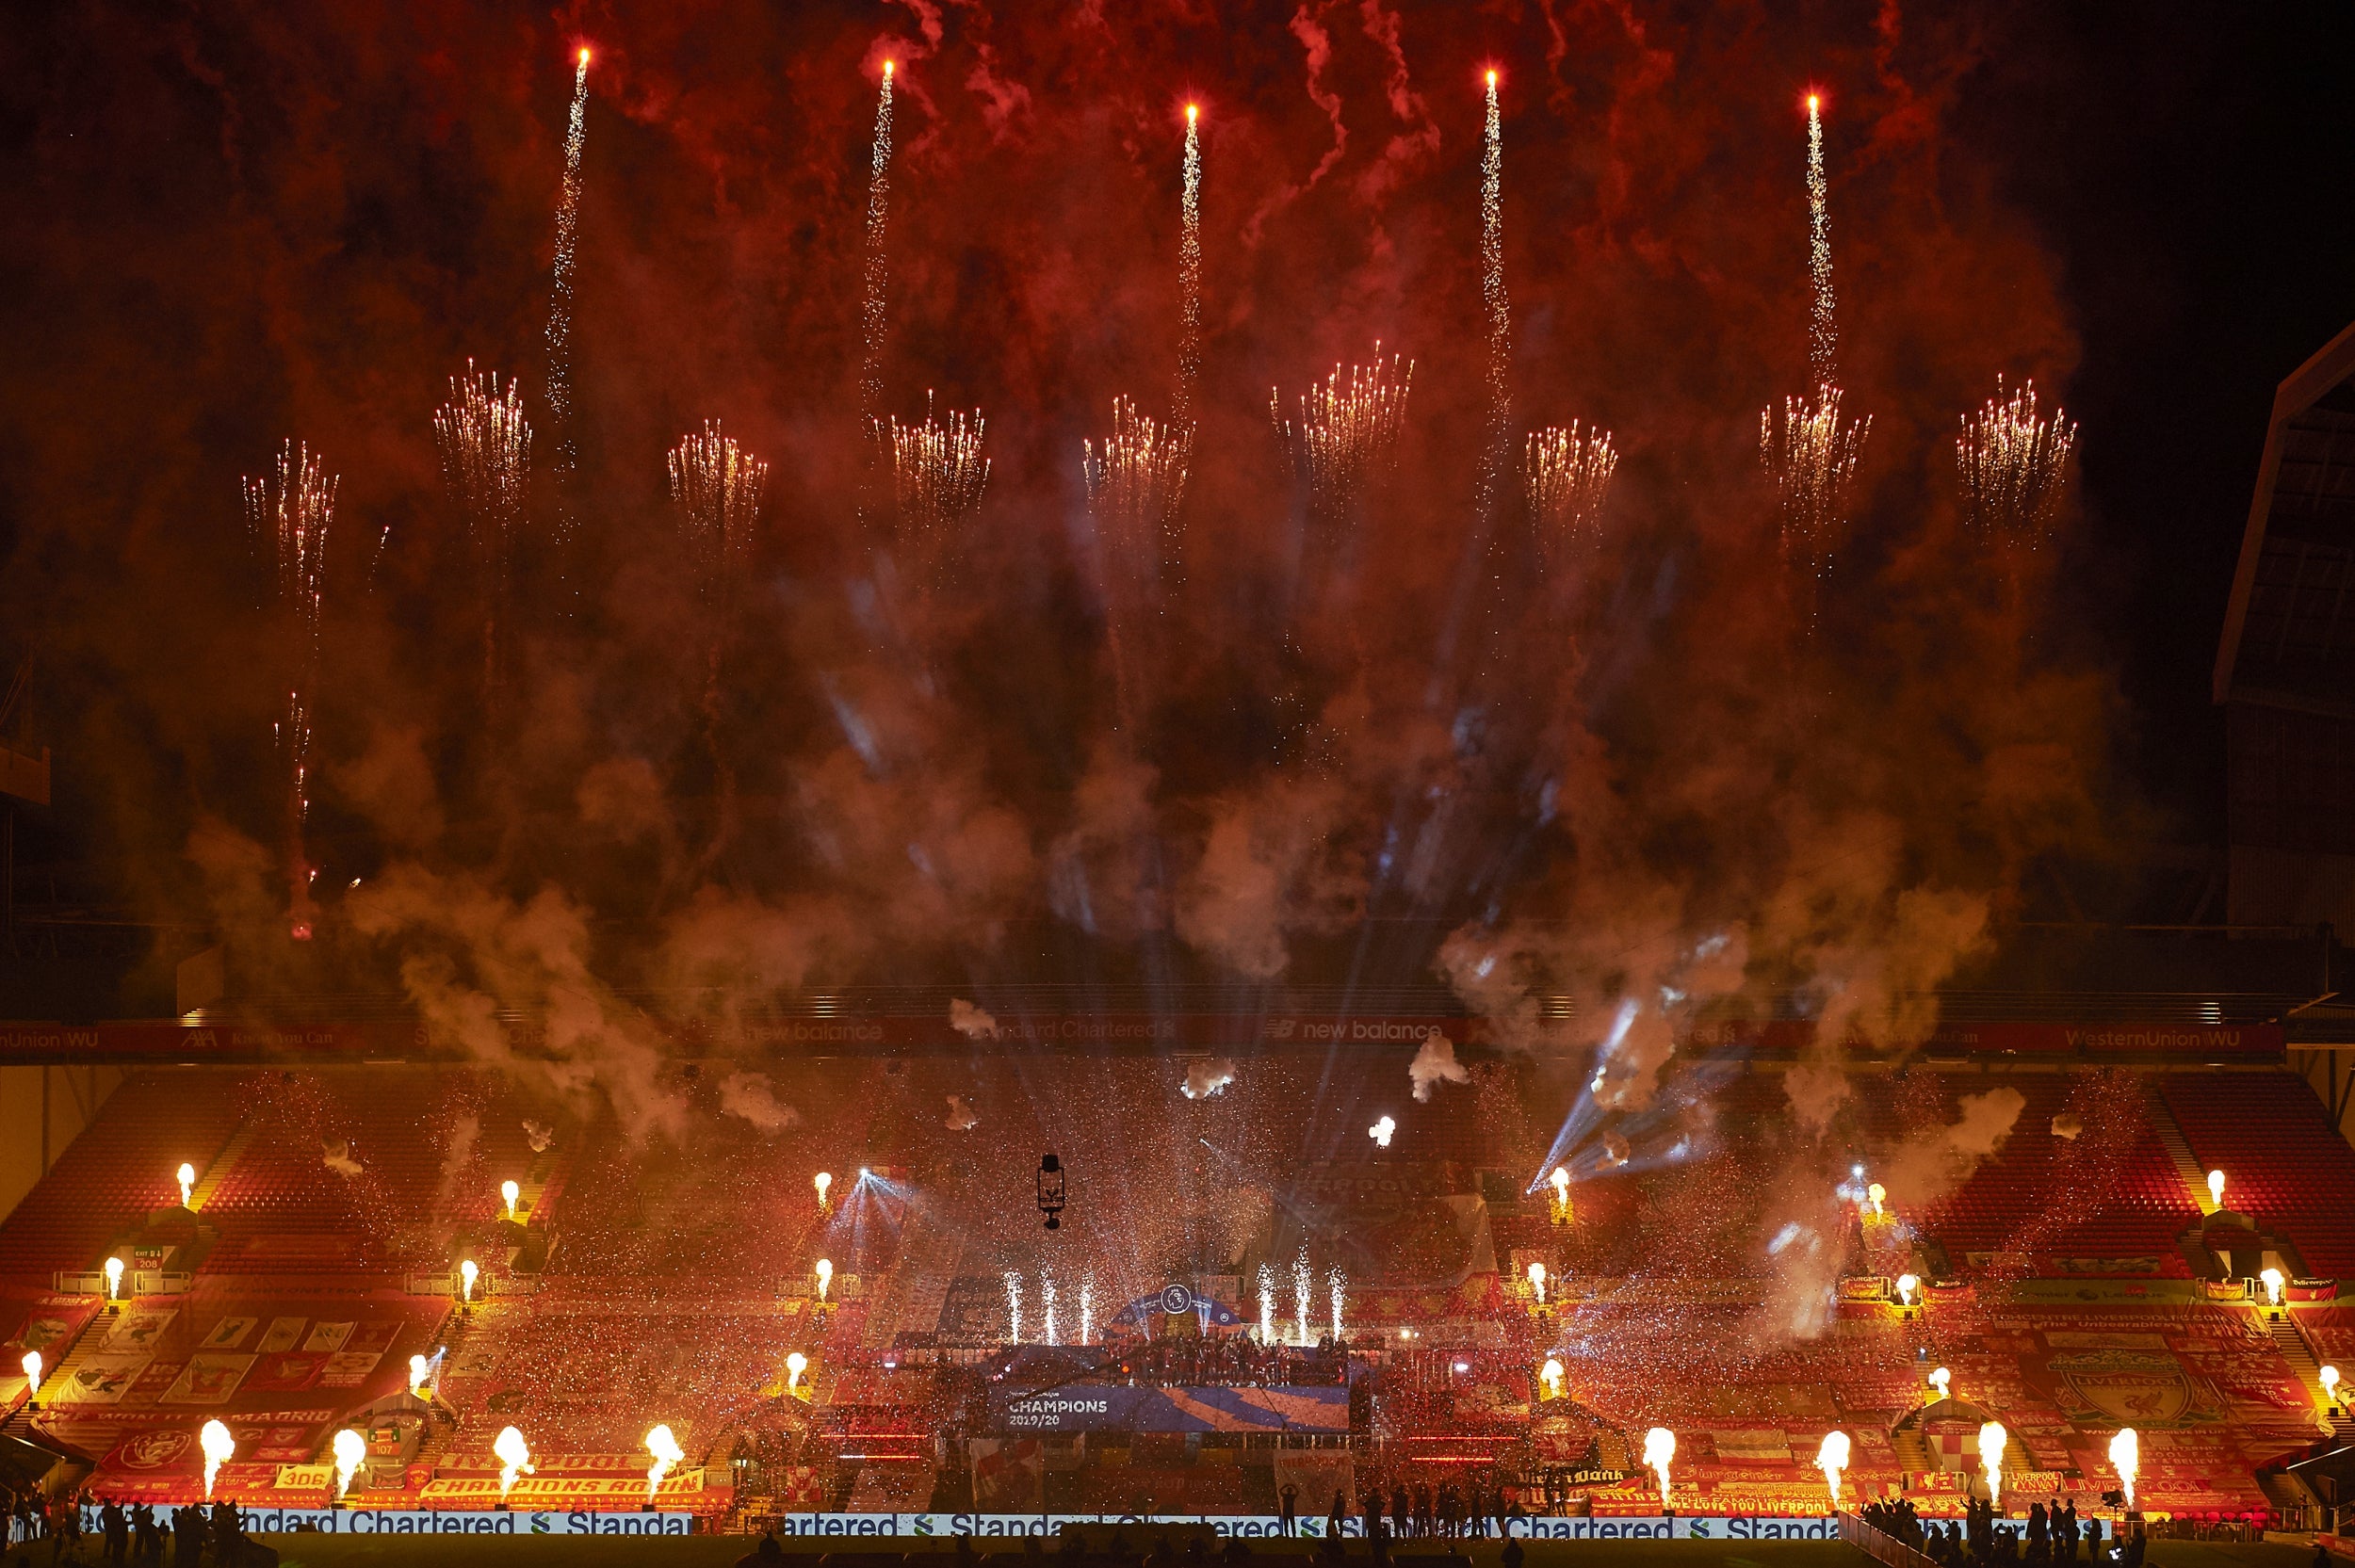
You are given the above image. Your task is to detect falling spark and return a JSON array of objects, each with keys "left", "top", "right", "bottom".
[
  {"left": 645, "top": 1425, "right": 685, "bottom": 1502},
  {"left": 888, "top": 394, "right": 991, "bottom": 564},
  {"left": 333, "top": 1429, "right": 365, "bottom": 1499},
  {"left": 1957, "top": 377, "right": 2076, "bottom": 552},
  {"left": 433, "top": 364, "right": 531, "bottom": 694},
  {"left": 1175, "top": 105, "right": 1204, "bottom": 428},
  {"left": 1817, "top": 1431, "right": 1851, "bottom": 1510},
  {"left": 1643, "top": 1427, "right": 1675, "bottom": 1508},
  {"left": 1761, "top": 387, "right": 1870, "bottom": 623},
  {"left": 545, "top": 50, "right": 591, "bottom": 574},
  {"left": 1079, "top": 1274, "right": 1095, "bottom": 1347},
  {"left": 1042, "top": 1269, "right": 1060, "bottom": 1347},
  {"left": 1524, "top": 422, "right": 1617, "bottom": 571},
  {"left": 1292, "top": 1248, "right": 1312, "bottom": 1346},
  {"left": 1004, "top": 1269, "right": 1023, "bottom": 1345},
  {"left": 1979, "top": 1421, "right": 2007, "bottom": 1510},
  {"left": 244, "top": 440, "right": 335, "bottom": 932},
  {"left": 1805, "top": 94, "right": 1836, "bottom": 392},
  {"left": 1275, "top": 348, "right": 1413, "bottom": 543},
  {"left": 1084, "top": 396, "right": 1192, "bottom": 601},
  {"left": 2109, "top": 1428, "right": 2137, "bottom": 1511},
  {"left": 495, "top": 1425, "right": 535, "bottom": 1504},
  {"left": 177, "top": 1163, "right": 195, "bottom": 1207},
  {"left": 1257, "top": 1266, "right": 1275, "bottom": 1344},
  {"left": 668, "top": 421, "right": 769, "bottom": 614},
  {"left": 201, "top": 1419, "right": 236, "bottom": 1501}
]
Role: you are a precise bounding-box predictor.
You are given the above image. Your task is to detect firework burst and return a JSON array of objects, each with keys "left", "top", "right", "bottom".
[
  {"left": 1175, "top": 105, "right": 1204, "bottom": 429},
  {"left": 1761, "top": 389, "right": 1871, "bottom": 618},
  {"left": 244, "top": 441, "right": 337, "bottom": 932},
  {"left": 1083, "top": 396, "right": 1191, "bottom": 606},
  {"left": 433, "top": 364, "right": 531, "bottom": 697},
  {"left": 887, "top": 394, "right": 991, "bottom": 571},
  {"left": 667, "top": 421, "right": 769, "bottom": 618},
  {"left": 544, "top": 50, "right": 591, "bottom": 586},
  {"left": 1274, "top": 348, "right": 1413, "bottom": 546},
  {"left": 1524, "top": 421, "right": 1618, "bottom": 573},
  {"left": 1957, "top": 377, "right": 2076, "bottom": 553}
]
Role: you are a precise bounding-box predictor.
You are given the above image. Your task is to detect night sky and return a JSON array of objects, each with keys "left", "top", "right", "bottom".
[{"left": 0, "top": 1, "right": 2348, "bottom": 1075}]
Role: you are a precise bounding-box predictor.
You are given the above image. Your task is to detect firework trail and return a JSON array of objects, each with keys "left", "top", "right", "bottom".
[
  {"left": 667, "top": 420, "right": 770, "bottom": 624},
  {"left": 1174, "top": 105, "right": 1204, "bottom": 429},
  {"left": 1274, "top": 347, "right": 1414, "bottom": 547},
  {"left": 1761, "top": 389, "right": 1871, "bottom": 621},
  {"left": 1957, "top": 377, "right": 2076, "bottom": 554},
  {"left": 1291, "top": 1246, "right": 1311, "bottom": 1346},
  {"left": 1762, "top": 95, "right": 1869, "bottom": 631},
  {"left": 887, "top": 393, "right": 991, "bottom": 581},
  {"left": 244, "top": 441, "right": 336, "bottom": 936},
  {"left": 856, "top": 64, "right": 896, "bottom": 518},
  {"left": 1524, "top": 422, "right": 1617, "bottom": 574},
  {"left": 544, "top": 49, "right": 591, "bottom": 594},
  {"left": 432, "top": 364, "right": 531, "bottom": 700},
  {"left": 1477, "top": 73, "right": 1511, "bottom": 505},
  {"left": 1805, "top": 94, "right": 1836, "bottom": 394}
]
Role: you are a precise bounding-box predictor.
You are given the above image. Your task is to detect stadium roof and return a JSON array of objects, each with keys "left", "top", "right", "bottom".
[{"left": 2214, "top": 317, "right": 2355, "bottom": 712}]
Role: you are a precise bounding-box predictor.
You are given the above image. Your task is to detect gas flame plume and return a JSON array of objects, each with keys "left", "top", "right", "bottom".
[
  {"left": 201, "top": 1419, "right": 236, "bottom": 1499},
  {"left": 2109, "top": 1427, "right": 2137, "bottom": 1511},
  {"left": 1817, "top": 1430, "right": 1851, "bottom": 1509},
  {"left": 645, "top": 1424, "right": 685, "bottom": 1501},
  {"left": 494, "top": 1425, "right": 534, "bottom": 1503},
  {"left": 1643, "top": 1427, "right": 1675, "bottom": 1508}
]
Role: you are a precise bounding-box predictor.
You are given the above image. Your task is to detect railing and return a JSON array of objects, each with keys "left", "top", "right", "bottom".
[{"left": 1841, "top": 1511, "right": 1941, "bottom": 1568}]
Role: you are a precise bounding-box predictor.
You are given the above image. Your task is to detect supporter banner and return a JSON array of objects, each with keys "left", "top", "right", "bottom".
[
  {"left": 0, "top": 1016, "right": 2286, "bottom": 1061},
  {"left": 66, "top": 1505, "right": 698, "bottom": 1537},
  {"left": 751, "top": 1512, "right": 1843, "bottom": 1541},
  {"left": 990, "top": 1384, "right": 1350, "bottom": 1433}
]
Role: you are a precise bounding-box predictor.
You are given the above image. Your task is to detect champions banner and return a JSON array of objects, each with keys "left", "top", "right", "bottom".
[{"left": 989, "top": 1384, "right": 1349, "bottom": 1433}]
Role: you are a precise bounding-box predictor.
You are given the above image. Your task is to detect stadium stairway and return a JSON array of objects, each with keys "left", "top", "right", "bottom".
[
  {"left": 187, "top": 1118, "right": 257, "bottom": 1211},
  {"left": 2266, "top": 1315, "right": 2335, "bottom": 1427},
  {"left": 2143, "top": 1088, "right": 2213, "bottom": 1210}
]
